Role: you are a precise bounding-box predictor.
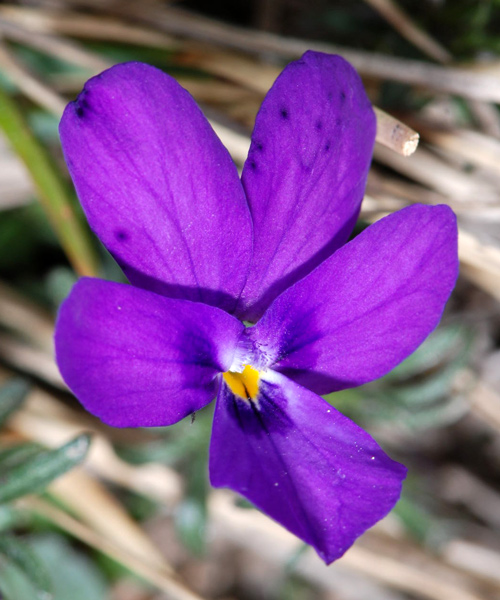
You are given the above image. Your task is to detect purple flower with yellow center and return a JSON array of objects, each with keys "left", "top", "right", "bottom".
[{"left": 55, "top": 51, "right": 458, "bottom": 564}]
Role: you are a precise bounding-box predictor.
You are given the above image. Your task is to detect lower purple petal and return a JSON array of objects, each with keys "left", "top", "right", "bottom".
[
  {"left": 209, "top": 370, "right": 406, "bottom": 564},
  {"left": 55, "top": 278, "right": 244, "bottom": 427}
]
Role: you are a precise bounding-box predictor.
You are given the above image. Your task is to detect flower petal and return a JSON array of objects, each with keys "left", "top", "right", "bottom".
[
  {"left": 210, "top": 370, "right": 406, "bottom": 563},
  {"left": 60, "top": 63, "right": 252, "bottom": 313},
  {"left": 237, "top": 51, "right": 376, "bottom": 321},
  {"left": 55, "top": 278, "right": 244, "bottom": 427},
  {"left": 249, "top": 204, "right": 458, "bottom": 394}
]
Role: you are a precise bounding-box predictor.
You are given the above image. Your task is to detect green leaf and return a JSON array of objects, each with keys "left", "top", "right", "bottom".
[
  {"left": 0, "top": 434, "right": 91, "bottom": 505},
  {"left": 175, "top": 455, "right": 208, "bottom": 556},
  {"left": 34, "top": 535, "right": 107, "bottom": 600},
  {"left": 120, "top": 490, "right": 158, "bottom": 522},
  {"left": 0, "top": 505, "right": 30, "bottom": 533},
  {"left": 44, "top": 267, "right": 78, "bottom": 309},
  {"left": 175, "top": 497, "right": 207, "bottom": 556},
  {"left": 0, "top": 443, "right": 43, "bottom": 471},
  {"left": 387, "top": 324, "right": 468, "bottom": 380},
  {"left": 0, "top": 534, "right": 108, "bottom": 600},
  {"left": 394, "top": 497, "right": 448, "bottom": 548},
  {"left": 116, "top": 405, "right": 213, "bottom": 466},
  {"left": 0, "top": 535, "right": 52, "bottom": 600},
  {"left": 0, "top": 379, "right": 30, "bottom": 426},
  {"left": 402, "top": 396, "right": 469, "bottom": 430},
  {"left": 284, "top": 543, "right": 309, "bottom": 574},
  {"left": 116, "top": 434, "right": 199, "bottom": 466},
  {"left": 389, "top": 359, "right": 467, "bottom": 408}
]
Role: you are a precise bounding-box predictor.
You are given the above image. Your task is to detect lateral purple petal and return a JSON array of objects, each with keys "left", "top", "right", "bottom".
[
  {"left": 55, "top": 278, "right": 244, "bottom": 427},
  {"left": 60, "top": 62, "right": 252, "bottom": 313},
  {"left": 249, "top": 204, "right": 459, "bottom": 394},
  {"left": 237, "top": 51, "right": 376, "bottom": 321},
  {"left": 210, "top": 371, "right": 406, "bottom": 563}
]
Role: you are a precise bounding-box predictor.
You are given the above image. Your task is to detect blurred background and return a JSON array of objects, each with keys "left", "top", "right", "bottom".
[{"left": 0, "top": 0, "right": 500, "bottom": 599}]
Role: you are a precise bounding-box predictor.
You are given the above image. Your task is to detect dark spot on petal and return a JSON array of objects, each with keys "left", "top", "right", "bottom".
[
  {"left": 280, "top": 108, "right": 289, "bottom": 119},
  {"left": 74, "top": 91, "right": 90, "bottom": 118},
  {"left": 250, "top": 160, "right": 257, "bottom": 171},
  {"left": 115, "top": 229, "right": 128, "bottom": 242},
  {"left": 256, "top": 142, "right": 264, "bottom": 152},
  {"left": 340, "top": 91, "right": 346, "bottom": 102},
  {"left": 315, "top": 120, "right": 323, "bottom": 131},
  {"left": 324, "top": 142, "right": 331, "bottom": 152}
]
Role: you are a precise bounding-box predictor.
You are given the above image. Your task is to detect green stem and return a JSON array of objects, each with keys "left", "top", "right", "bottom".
[{"left": 0, "top": 86, "right": 98, "bottom": 277}]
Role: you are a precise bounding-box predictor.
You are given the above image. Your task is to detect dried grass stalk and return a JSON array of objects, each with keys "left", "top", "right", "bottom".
[
  {"left": 19, "top": 496, "right": 205, "bottom": 600},
  {"left": 362, "top": 0, "right": 452, "bottom": 63}
]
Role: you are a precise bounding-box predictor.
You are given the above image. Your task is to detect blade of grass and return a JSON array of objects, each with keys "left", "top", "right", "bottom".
[
  {"left": 49, "top": 468, "right": 170, "bottom": 572},
  {"left": 0, "top": 40, "right": 65, "bottom": 115},
  {"left": 0, "top": 6, "right": 177, "bottom": 49},
  {"left": 0, "top": 81, "right": 98, "bottom": 277},
  {"left": 373, "top": 143, "right": 498, "bottom": 202},
  {"left": 0, "top": 19, "right": 109, "bottom": 71},
  {"left": 362, "top": 0, "right": 452, "bottom": 64},
  {"left": 0, "top": 281, "right": 54, "bottom": 352},
  {"left": 139, "top": 5, "right": 500, "bottom": 102},
  {"left": 19, "top": 496, "right": 206, "bottom": 600},
  {"left": 0, "top": 334, "right": 64, "bottom": 389},
  {"left": 374, "top": 108, "right": 419, "bottom": 157}
]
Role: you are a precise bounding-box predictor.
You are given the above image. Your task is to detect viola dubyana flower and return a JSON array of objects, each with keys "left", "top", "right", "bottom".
[{"left": 55, "top": 51, "right": 458, "bottom": 563}]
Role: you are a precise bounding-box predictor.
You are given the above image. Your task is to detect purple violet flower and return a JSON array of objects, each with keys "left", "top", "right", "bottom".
[{"left": 55, "top": 51, "right": 458, "bottom": 564}]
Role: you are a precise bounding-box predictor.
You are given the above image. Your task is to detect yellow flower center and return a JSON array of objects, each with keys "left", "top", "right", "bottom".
[{"left": 222, "top": 364, "right": 260, "bottom": 400}]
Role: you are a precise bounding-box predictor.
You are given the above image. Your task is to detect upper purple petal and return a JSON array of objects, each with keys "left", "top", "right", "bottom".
[
  {"left": 237, "top": 51, "right": 376, "bottom": 322},
  {"left": 249, "top": 204, "right": 459, "bottom": 395},
  {"left": 55, "top": 278, "right": 244, "bottom": 427},
  {"left": 60, "top": 62, "right": 253, "bottom": 313},
  {"left": 210, "top": 370, "right": 406, "bottom": 564}
]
